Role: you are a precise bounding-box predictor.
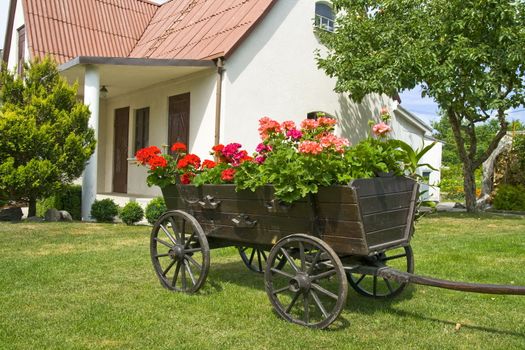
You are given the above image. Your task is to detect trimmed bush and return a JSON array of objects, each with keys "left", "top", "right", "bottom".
[
  {"left": 145, "top": 197, "right": 167, "bottom": 225},
  {"left": 36, "top": 185, "right": 82, "bottom": 220},
  {"left": 493, "top": 184, "right": 525, "bottom": 211},
  {"left": 119, "top": 201, "right": 144, "bottom": 226},
  {"left": 90, "top": 199, "right": 119, "bottom": 222}
]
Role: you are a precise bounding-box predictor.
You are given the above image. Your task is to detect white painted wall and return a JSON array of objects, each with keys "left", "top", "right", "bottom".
[
  {"left": 419, "top": 138, "right": 443, "bottom": 202},
  {"left": 6, "top": 0, "right": 28, "bottom": 71},
  {"left": 222, "top": 0, "right": 393, "bottom": 151},
  {"left": 100, "top": 69, "right": 216, "bottom": 196}
]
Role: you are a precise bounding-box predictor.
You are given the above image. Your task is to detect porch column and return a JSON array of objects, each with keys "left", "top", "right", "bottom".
[{"left": 82, "top": 65, "right": 100, "bottom": 221}]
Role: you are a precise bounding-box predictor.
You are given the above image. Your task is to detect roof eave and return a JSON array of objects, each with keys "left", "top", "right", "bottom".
[
  {"left": 58, "top": 56, "right": 216, "bottom": 72},
  {"left": 396, "top": 105, "right": 433, "bottom": 134},
  {"left": 2, "top": 0, "right": 18, "bottom": 65}
]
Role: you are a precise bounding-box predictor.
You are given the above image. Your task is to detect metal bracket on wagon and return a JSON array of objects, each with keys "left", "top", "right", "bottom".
[
  {"left": 231, "top": 214, "right": 257, "bottom": 228},
  {"left": 198, "top": 195, "right": 221, "bottom": 209},
  {"left": 265, "top": 199, "right": 291, "bottom": 213}
]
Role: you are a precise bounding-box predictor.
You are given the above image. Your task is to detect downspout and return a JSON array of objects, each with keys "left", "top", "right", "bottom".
[{"left": 214, "top": 57, "right": 224, "bottom": 146}]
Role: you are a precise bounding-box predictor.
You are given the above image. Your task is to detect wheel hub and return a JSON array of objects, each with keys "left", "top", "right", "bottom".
[
  {"left": 289, "top": 273, "right": 311, "bottom": 293},
  {"left": 169, "top": 245, "right": 185, "bottom": 260}
]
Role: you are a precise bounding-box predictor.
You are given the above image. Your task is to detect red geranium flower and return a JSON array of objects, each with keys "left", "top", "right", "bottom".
[
  {"left": 201, "top": 159, "right": 217, "bottom": 169},
  {"left": 148, "top": 155, "right": 167, "bottom": 170},
  {"left": 221, "top": 168, "right": 236, "bottom": 182},
  {"left": 171, "top": 142, "right": 187, "bottom": 153},
  {"left": 135, "top": 146, "right": 161, "bottom": 165},
  {"left": 177, "top": 154, "right": 201, "bottom": 169},
  {"left": 212, "top": 144, "right": 224, "bottom": 154},
  {"left": 180, "top": 172, "right": 195, "bottom": 184}
]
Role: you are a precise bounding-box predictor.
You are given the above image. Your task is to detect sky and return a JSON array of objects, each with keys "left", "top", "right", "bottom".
[{"left": 0, "top": 0, "right": 523, "bottom": 127}]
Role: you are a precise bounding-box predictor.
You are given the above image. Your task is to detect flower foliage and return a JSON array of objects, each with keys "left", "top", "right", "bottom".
[{"left": 136, "top": 112, "right": 433, "bottom": 203}]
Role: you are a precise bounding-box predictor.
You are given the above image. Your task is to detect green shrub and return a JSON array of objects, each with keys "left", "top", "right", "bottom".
[
  {"left": 493, "top": 184, "right": 525, "bottom": 211},
  {"left": 90, "top": 199, "right": 119, "bottom": 222},
  {"left": 119, "top": 201, "right": 144, "bottom": 226},
  {"left": 36, "top": 185, "right": 82, "bottom": 220},
  {"left": 145, "top": 197, "right": 167, "bottom": 225}
]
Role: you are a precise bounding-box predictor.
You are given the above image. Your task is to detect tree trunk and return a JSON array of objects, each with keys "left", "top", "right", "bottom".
[
  {"left": 462, "top": 162, "right": 477, "bottom": 212},
  {"left": 28, "top": 197, "right": 37, "bottom": 217}
]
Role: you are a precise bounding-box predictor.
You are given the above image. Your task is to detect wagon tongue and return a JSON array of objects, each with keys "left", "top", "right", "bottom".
[{"left": 376, "top": 267, "right": 525, "bottom": 295}]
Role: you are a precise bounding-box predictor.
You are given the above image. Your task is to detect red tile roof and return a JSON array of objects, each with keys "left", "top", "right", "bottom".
[{"left": 21, "top": 0, "right": 276, "bottom": 64}]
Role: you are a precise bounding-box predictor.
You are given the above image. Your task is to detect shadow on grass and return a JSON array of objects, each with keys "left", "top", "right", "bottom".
[{"left": 202, "top": 259, "right": 525, "bottom": 338}]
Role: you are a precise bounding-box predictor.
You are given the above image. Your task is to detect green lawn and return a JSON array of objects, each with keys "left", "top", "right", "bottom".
[{"left": 1, "top": 213, "right": 524, "bottom": 349}]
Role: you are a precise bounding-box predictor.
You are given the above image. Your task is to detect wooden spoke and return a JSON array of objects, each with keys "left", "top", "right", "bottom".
[
  {"left": 154, "top": 237, "right": 173, "bottom": 249},
  {"left": 299, "top": 242, "right": 306, "bottom": 271},
  {"left": 373, "top": 275, "right": 378, "bottom": 296},
  {"left": 184, "top": 232, "right": 196, "bottom": 248},
  {"left": 270, "top": 268, "right": 294, "bottom": 279},
  {"left": 185, "top": 247, "right": 202, "bottom": 253},
  {"left": 249, "top": 248, "right": 256, "bottom": 266},
  {"left": 303, "top": 293, "right": 310, "bottom": 324},
  {"left": 310, "top": 290, "right": 329, "bottom": 319},
  {"left": 155, "top": 253, "right": 170, "bottom": 258},
  {"left": 185, "top": 254, "right": 202, "bottom": 271},
  {"left": 160, "top": 224, "right": 177, "bottom": 245},
  {"left": 181, "top": 261, "right": 187, "bottom": 290},
  {"left": 238, "top": 247, "right": 270, "bottom": 273},
  {"left": 307, "top": 250, "right": 322, "bottom": 274},
  {"left": 168, "top": 217, "right": 181, "bottom": 241},
  {"left": 355, "top": 274, "right": 366, "bottom": 285},
  {"left": 172, "top": 261, "right": 181, "bottom": 287},
  {"left": 185, "top": 260, "right": 197, "bottom": 286},
  {"left": 382, "top": 253, "right": 407, "bottom": 262},
  {"left": 162, "top": 260, "right": 176, "bottom": 277},
  {"left": 272, "top": 286, "right": 290, "bottom": 295},
  {"left": 285, "top": 292, "right": 301, "bottom": 313},
  {"left": 257, "top": 249, "right": 263, "bottom": 272},
  {"left": 311, "top": 283, "right": 338, "bottom": 300},
  {"left": 280, "top": 247, "right": 300, "bottom": 273},
  {"left": 384, "top": 278, "right": 394, "bottom": 293},
  {"left": 311, "top": 269, "right": 336, "bottom": 281}
]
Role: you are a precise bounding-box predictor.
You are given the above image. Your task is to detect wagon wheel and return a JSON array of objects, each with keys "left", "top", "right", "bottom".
[
  {"left": 264, "top": 234, "right": 348, "bottom": 329},
  {"left": 238, "top": 247, "right": 286, "bottom": 273},
  {"left": 348, "top": 245, "right": 414, "bottom": 298},
  {"left": 150, "top": 210, "right": 210, "bottom": 293}
]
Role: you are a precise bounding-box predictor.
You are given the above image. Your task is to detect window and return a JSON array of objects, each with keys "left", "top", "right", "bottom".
[
  {"left": 315, "top": 2, "right": 334, "bottom": 32},
  {"left": 17, "top": 25, "right": 25, "bottom": 76},
  {"left": 134, "top": 107, "right": 149, "bottom": 154},
  {"left": 307, "top": 111, "right": 334, "bottom": 120}
]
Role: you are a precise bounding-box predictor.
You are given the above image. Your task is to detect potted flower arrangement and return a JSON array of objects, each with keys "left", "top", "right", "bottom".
[{"left": 135, "top": 110, "right": 434, "bottom": 203}]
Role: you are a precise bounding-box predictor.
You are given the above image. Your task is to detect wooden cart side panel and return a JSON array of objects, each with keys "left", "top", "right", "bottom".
[{"left": 350, "top": 177, "right": 418, "bottom": 253}]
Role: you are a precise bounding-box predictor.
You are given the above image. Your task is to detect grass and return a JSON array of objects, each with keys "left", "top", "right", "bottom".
[{"left": 0, "top": 213, "right": 524, "bottom": 349}]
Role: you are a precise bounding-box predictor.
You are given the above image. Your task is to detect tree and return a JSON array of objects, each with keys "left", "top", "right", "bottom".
[
  {"left": 0, "top": 57, "right": 96, "bottom": 216},
  {"left": 316, "top": 0, "right": 525, "bottom": 212}
]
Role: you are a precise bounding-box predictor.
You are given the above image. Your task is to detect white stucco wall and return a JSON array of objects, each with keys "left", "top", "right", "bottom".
[
  {"left": 100, "top": 69, "right": 216, "bottom": 196},
  {"left": 419, "top": 139, "right": 443, "bottom": 202},
  {"left": 221, "top": 0, "right": 393, "bottom": 151},
  {"left": 6, "top": 0, "right": 29, "bottom": 71}
]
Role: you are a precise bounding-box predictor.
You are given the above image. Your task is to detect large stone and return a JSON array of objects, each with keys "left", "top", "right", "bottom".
[
  {"left": 0, "top": 207, "right": 23, "bottom": 222},
  {"left": 44, "top": 208, "right": 61, "bottom": 222},
  {"left": 59, "top": 210, "right": 73, "bottom": 222}
]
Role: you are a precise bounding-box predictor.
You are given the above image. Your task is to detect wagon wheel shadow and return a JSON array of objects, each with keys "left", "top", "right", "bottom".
[{"left": 205, "top": 260, "right": 525, "bottom": 337}]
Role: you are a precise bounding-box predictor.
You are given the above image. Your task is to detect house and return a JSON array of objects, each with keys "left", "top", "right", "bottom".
[{"left": 2, "top": 0, "right": 440, "bottom": 219}]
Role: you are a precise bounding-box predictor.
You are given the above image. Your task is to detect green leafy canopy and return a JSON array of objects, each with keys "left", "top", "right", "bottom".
[
  {"left": 316, "top": 0, "right": 525, "bottom": 211},
  {"left": 0, "top": 57, "right": 96, "bottom": 213}
]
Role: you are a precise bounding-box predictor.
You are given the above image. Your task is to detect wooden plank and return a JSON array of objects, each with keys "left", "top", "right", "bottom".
[
  {"left": 365, "top": 226, "right": 407, "bottom": 248},
  {"left": 351, "top": 177, "right": 416, "bottom": 197},
  {"left": 358, "top": 191, "right": 413, "bottom": 215},
  {"left": 321, "top": 235, "right": 368, "bottom": 255},
  {"left": 362, "top": 208, "right": 410, "bottom": 233},
  {"left": 202, "top": 224, "right": 296, "bottom": 246},
  {"left": 316, "top": 186, "right": 358, "bottom": 204}
]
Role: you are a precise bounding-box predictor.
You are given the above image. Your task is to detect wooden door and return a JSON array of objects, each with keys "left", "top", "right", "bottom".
[
  {"left": 113, "top": 107, "right": 129, "bottom": 193},
  {"left": 168, "top": 93, "right": 190, "bottom": 151}
]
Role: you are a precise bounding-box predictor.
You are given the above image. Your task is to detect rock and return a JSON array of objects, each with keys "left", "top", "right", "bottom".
[
  {"left": 44, "top": 208, "right": 61, "bottom": 222},
  {"left": 453, "top": 202, "right": 466, "bottom": 209},
  {"left": 26, "top": 216, "right": 44, "bottom": 223},
  {"left": 59, "top": 210, "right": 73, "bottom": 222},
  {"left": 0, "top": 207, "right": 23, "bottom": 222}
]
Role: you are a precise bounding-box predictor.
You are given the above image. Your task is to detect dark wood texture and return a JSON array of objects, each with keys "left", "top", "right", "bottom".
[
  {"left": 168, "top": 93, "right": 190, "bottom": 151},
  {"left": 162, "top": 177, "right": 418, "bottom": 256},
  {"left": 113, "top": 107, "right": 129, "bottom": 193},
  {"left": 377, "top": 267, "right": 525, "bottom": 295}
]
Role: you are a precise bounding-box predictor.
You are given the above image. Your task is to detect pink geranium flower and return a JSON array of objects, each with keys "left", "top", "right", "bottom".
[
  {"left": 286, "top": 129, "right": 303, "bottom": 140},
  {"left": 319, "top": 134, "right": 350, "bottom": 153},
  {"left": 258, "top": 117, "right": 281, "bottom": 140},
  {"left": 298, "top": 141, "right": 323, "bottom": 155},
  {"left": 372, "top": 122, "right": 391, "bottom": 136}
]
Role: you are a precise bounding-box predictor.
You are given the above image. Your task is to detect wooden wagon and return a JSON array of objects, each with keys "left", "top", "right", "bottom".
[{"left": 149, "top": 176, "right": 525, "bottom": 329}]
